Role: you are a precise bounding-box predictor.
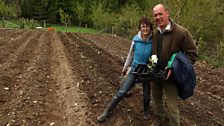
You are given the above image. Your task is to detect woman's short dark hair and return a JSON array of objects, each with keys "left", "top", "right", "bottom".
[{"left": 138, "top": 17, "right": 153, "bottom": 30}]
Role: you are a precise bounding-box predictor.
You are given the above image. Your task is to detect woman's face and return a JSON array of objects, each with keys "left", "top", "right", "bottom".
[{"left": 140, "top": 24, "right": 150, "bottom": 36}]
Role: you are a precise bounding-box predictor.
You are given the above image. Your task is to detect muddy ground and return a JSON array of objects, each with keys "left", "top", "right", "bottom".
[{"left": 0, "top": 29, "right": 223, "bottom": 126}]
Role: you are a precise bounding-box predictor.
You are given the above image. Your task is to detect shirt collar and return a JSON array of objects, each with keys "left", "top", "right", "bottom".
[{"left": 158, "top": 22, "right": 171, "bottom": 33}]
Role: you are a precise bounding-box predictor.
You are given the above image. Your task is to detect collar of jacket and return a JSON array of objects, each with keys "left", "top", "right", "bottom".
[{"left": 157, "top": 19, "right": 175, "bottom": 33}]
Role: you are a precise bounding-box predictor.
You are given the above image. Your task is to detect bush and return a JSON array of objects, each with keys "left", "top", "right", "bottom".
[{"left": 18, "top": 18, "right": 40, "bottom": 29}]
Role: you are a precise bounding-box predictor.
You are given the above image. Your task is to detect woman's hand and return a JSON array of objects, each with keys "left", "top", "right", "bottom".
[
  {"left": 122, "top": 68, "right": 127, "bottom": 76},
  {"left": 165, "top": 69, "right": 172, "bottom": 80}
]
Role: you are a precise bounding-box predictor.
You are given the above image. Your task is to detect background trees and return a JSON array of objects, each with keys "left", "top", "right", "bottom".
[
  {"left": 0, "top": 0, "right": 19, "bottom": 18},
  {"left": 0, "top": 0, "right": 224, "bottom": 66}
]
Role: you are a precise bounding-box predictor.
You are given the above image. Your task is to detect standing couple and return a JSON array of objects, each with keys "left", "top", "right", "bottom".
[{"left": 97, "top": 3, "right": 198, "bottom": 126}]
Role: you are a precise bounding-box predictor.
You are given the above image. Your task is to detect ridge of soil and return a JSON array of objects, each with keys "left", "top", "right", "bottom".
[{"left": 0, "top": 29, "right": 223, "bottom": 126}]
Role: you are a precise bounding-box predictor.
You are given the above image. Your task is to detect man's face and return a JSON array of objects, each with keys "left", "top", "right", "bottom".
[{"left": 153, "top": 5, "right": 169, "bottom": 29}]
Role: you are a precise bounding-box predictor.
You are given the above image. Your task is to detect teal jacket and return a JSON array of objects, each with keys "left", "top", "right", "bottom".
[
  {"left": 131, "top": 33, "right": 152, "bottom": 69},
  {"left": 122, "top": 32, "right": 153, "bottom": 71}
]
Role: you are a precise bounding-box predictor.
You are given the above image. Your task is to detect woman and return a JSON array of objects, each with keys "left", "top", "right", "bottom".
[{"left": 97, "top": 17, "right": 153, "bottom": 122}]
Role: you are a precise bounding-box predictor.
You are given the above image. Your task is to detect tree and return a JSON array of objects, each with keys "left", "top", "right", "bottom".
[
  {"left": 114, "top": 3, "right": 142, "bottom": 36},
  {"left": 0, "top": 0, "right": 19, "bottom": 18},
  {"left": 74, "top": 1, "right": 85, "bottom": 26},
  {"left": 59, "top": 8, "right": 71, "bottom": 32}
]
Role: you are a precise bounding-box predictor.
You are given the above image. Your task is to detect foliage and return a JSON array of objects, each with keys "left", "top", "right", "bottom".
[
  {"left": 59, "top": 8, "right": 71, "bottom": 25},
  {"left": 46, "top": 24, "right": 98, "bottom": 33},
  {"left": 0, "top": 0, "right": 19, "bottom": 18},
  {"left": 91, "top": 3, "right": 117, "bottom": 29},
  {"left": 17, "top": 18, "right": 40, "bottom": 29},
  {"left": 73, "top": 1, "right": 85, "bottom": 26},
  {"left": 113, "top": 3, "right": 142, "bottom": 36},
  {"left": 0, "top": 19, "right": 19, "bottom": 28}
]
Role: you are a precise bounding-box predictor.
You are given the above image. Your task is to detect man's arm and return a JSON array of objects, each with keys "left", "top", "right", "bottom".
[{"left": 181, "top": 30, "right": 198, "bottom": 64}]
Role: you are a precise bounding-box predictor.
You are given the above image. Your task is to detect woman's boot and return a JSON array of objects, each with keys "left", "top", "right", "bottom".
[{"left": 97, "top": 97, "right": 120, "bottom": 122}]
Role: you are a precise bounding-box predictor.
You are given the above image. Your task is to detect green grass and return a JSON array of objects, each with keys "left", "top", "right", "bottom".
[
  {"left": 0, "top": 20, "right": 99, "bottom": 34},
  {"left": 199, "top": 53, "right": 224, "bottom": 67},
  {"left": 47, "top": 24, "right": 98, "bottom": 34},
  {"left": 0, "top": 20, "right": 19, "bottom": 28}
]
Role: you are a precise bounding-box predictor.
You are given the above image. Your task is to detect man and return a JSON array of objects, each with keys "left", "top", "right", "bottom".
[{"left": 151, "top": 4, "right": 198, "bottom": 126}]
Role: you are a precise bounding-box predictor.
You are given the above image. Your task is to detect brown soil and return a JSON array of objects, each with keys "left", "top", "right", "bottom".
[{"left": 0, "top": 29, "right": 223, "bottom": 126}]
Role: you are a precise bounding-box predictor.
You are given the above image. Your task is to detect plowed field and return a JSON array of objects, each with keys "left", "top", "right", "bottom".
[{"left": 0, "top": 29, "right": 223, "bottom": 126}]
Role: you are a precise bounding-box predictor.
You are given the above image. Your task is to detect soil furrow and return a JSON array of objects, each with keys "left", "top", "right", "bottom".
[
  {"left": 0, "top": 29, "right": 23, "bottom": 38},
  {"left": 0, "top": 31, "right": 34, "bottom": 65},
  {"left": 0, "top": 31, "right": 47, "bottom": 125},
  {"left": 0, "top": 30, "right": 26, "bottom": 47},
  {"left": 0, "top": 29, "right": 28, "bottom": 49},
  {"left": 62, "top": 32, "right": 150, "bottom": 126},
  {"left": 0, "top": 30, "right": 223, "bottom": 126},
  {"left": 77, "top": 33, "right": 129, "bottom": 61},
  {"left": 180, "top": 89, "right": 224, "bottom": 126},
  {"left": 51, "top": 32, "right": 97, "bottom": 126}
]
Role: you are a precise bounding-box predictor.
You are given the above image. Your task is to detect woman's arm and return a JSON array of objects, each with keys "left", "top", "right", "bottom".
[{"left": 122, "top": 41, "right": 134, "bottom": 75}]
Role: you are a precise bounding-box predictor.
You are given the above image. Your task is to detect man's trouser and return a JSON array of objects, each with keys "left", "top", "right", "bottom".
[{"left": 151, "top": 80, "right": 180, "bottom": 126}]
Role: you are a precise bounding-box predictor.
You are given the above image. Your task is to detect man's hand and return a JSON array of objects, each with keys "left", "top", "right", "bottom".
[{"left": 165, "top": 69, "right": 172, "bottom": 80}]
